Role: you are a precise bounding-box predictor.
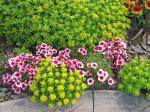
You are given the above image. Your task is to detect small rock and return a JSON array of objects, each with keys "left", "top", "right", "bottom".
[
  {"left": 10, "top": 94, "right": 20, "bottom": 100},
  {"left": 0, "top": 92, "right": 5, "bottom": 97},
  {"left": 19, "top": 92, "right": 29, "bottom": 98},
  {"left": 9, "top": 92, "right": 29, "bottom": 100},
  {"left": 0, "top": 88, "right": 9, "bottom": 93},
  {"left": 0, "top": 98, "right": 5, "bottom": 102},
  {"left": 142, "top": 33, "right": 147, "bottom": 45},
  {"left": 6, "top": 92, "right": 11, "bottom": 96},
  {"left": 147, "top": 34, "right": 150, "bottom": 45},
  {"left": 0, "top": 92, "right": 6, "bottom": 102}
]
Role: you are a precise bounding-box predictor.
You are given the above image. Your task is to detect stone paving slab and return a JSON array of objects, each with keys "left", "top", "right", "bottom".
[
  {"left": 0, "top": 90, "right": 150, "bottom": 112},
  {"left": 94, "top": 90, "right": 150, "bottom": 112},
  {"left": 0, "top": 91, "right": 93, "bottom": 112}
]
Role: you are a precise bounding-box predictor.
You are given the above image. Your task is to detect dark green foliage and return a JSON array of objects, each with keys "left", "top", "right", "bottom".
[
  {"left": 14, "top": 46, "right": 31, "bottom": 54},
  {"left": 80, "top": 52, "right": 112, "bottom": 74},
  {"left": 79, "top": 52, "right": 113, "bottom": 89},
  {"left": 118, "top": 57, "right": 150, "bottom": 98},
  {"left": 0, "top": 0, "right": 130, "bottom": 51}
]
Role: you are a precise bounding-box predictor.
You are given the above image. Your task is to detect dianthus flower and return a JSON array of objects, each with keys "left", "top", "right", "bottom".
[
  {"left": 2, "top": 54, "right": 41, "bottom": 94},
  {"left": 78, "top": 48, "right": 87, "bottom": 55},
  {"left": 93, "top": 38, "right": 127, "bottom": 69}
]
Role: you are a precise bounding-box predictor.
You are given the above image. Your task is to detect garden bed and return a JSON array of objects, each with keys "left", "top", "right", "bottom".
[{"left": 0, "top": 0, "right": 150, "bottom": 111}]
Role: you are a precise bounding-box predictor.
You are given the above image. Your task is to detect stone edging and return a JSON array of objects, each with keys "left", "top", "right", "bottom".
[{"left": 0, "top": 90, "right": 150, "bottom": 112}]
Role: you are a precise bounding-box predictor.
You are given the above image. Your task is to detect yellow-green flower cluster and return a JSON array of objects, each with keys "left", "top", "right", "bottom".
[{"left": 30, "top": 58, "right": 87, "bottom": 108}]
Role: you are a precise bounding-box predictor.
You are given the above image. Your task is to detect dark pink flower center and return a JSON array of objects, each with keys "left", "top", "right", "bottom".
[
  {"left": 109, "top": 80, "right": 112, "bottom": 83},
  {"left": 100, "top": 76, "right": 104, "bottom": 80},
  {"left": 89, "top": 79, "right": 93, "bottom": 83}
]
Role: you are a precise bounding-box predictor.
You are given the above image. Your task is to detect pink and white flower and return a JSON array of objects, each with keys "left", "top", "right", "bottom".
[
  {"left": 97, "top": 71, "right": 109, "bottom": 82},
  {"left": 87, "top": 78, "right": 94, "bottom": 86},
  {"left": 87, "top": 63, "right": 98, "bottom": 69},
  {"left": 77, "top": 61, "right": 84, "bottom": 68},
  {"left": 108, "top": 78, "right": 115, "bottom": 86},
  {"left": 8, "top": 58, "right": 16, "bottom": 68},
  {"left": 36, "top": 43, "right": 57, "bottom": 57},
  {"left": 97, "top": 69, "right": 104, "bottom": 77},
  {"left": 2, "top": 73, "right": 12, "bottom": 85},
  {"left": 12, "top": 84, "right": 21, "bottom": 94},
  {"left": 78, "top": 48, "right": 87, "bottom": 55},
  {"left": 2, "top": 53, "right": 39, "bottom": 94},
  {"left": 64, "top": 48, "right": 71, "bottom": 54},
  {"left": 91, "top": 63, "right": 98, "bottom": 69},
  {"left": 85, "top": 71, "right": 92, "bottom": 76},
  {"left": 79, "top": 70, "right": 85, "bottom": 77},
  {"left": 94, "top": 38, "right": 128, "bottom": 69}
]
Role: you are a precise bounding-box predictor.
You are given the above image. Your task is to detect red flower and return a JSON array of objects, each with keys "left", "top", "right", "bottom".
[
  {"left": 145, "top": 0, "right": 150, "bottom": 9},
  {"left": 131, "top": 5, "right": 143, "bottom": 14},
  {"left": 133, "top": 0, "right": 139, "bottom": 4},
  {"left": 124, "top": 0, "right": 131, "bottom": 8},
  {"left": 124, "top": 0, "right": 140, "bottom": 9}
]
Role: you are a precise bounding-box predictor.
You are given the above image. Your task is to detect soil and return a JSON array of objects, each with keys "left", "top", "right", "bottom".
[
  {"left": 127, "top": 28, "right": 150, "bottom": 60},
  {"left": 0, "top": 37, "right": 14, "bottom": 59}
]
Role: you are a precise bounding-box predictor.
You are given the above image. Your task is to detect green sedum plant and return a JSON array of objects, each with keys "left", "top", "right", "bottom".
[
  {"left": 118, "top": 57, "right": 150, "bottom": 99},
  {"left": 0, "top": 0, "right": 130, "bottom": 51},
  {"left": 30, "top": 57, "right": 87, "bottom": 108}
]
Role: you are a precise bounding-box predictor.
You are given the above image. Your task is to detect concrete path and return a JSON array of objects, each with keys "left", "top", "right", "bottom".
[{"left": 0, "top": 90, "right": 150, "bottom": 112}]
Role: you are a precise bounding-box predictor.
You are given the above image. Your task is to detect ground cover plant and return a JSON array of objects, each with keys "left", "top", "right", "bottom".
[
  {"left": 0, "top": 0, "right": 130, "bottom": 52},
  {"left": 118, "top": 57, "right": 150, "bottom": 99},
  {"left": 30, "top": 57, "right": 87, "bottom": 108}
]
